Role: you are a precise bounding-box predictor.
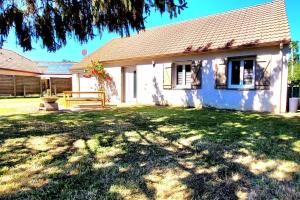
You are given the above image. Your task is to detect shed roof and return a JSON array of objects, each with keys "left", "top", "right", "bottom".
[{"left": 0, "top": 49, "right": 40, "bottom": 73}]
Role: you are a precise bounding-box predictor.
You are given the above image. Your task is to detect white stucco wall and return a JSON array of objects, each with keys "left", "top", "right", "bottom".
[
  {"left": 134, "top": 46, "right": 288, "bottom": 113},
  {"left": 72, "top": 73, "right": 80, "bottom": 92},
  {"left": 105, "top": 67, "right": 122, "bottom": 102},
  {"left": 72, "top": 67, "right": 122, "bottom": 102},
  {"left": 73, "top": 46, "right": 289, "bottom": 113}
]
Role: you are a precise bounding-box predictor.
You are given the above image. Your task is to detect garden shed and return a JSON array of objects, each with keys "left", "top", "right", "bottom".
[
  {"left": 0, "top": 49, "right": 41, "bottom": 96},
  {"left": 0, "top": 49, "right": 76, "bottom": 96}
]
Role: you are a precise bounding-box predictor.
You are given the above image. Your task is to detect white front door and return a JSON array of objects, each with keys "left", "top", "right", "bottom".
[{"left": 125, "top": 66, "right": 137, "bottom": 102}]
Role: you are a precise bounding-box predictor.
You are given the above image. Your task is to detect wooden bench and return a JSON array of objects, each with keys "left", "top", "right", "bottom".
[{"left": 63, "top": 91, "right": 106, "bottom": 108}]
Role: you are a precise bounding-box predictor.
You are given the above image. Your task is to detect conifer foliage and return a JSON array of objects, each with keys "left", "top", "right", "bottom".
[{"left": 0, "top": 0, "right": 187, "bottom": 51}]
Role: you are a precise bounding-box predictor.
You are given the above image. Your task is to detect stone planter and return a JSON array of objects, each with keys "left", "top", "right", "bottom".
[
  {"left": 41, "top": 96, "right": 59, "bottom": 103},
  {"left": 289, "top": 98, "right": 299, "bottom": 113},
  {"left": 40, "top": 96, "right": 59, "bottom": 111}
]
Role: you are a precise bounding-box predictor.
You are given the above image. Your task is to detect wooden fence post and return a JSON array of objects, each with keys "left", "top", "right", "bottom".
[
  {"left": 13, "top": 75, "right": 16, "bottom": 97},
  {"left": 54, "top": 84, "right": 57, "bottom": 96},
  {"left": 23, "top": 85, "right": 26, "bottom": 97},
  {"left": 40, "top": 79, "right": 43, "bottom": 97},
  {"left": 49, "top": 78, "right": 52, "bottom": 96}
]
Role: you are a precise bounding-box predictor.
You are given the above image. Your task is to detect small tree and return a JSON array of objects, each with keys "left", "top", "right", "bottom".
[
  {"left": 84, "top": 61, "right": 112, "bottom": 91},
  {"left": 289, "top": 63, "right": 300, "bottom": 86},
  {"left": 289, "top": 41, "right": 300, "bottom": 85}
]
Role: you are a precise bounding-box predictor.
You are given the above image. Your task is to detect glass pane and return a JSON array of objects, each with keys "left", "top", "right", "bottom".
[
  {"left": 177, "top": 65, "right": 183, "bottom": 72},
  {"left": 177, "top": 65, "right": 183, "bottom": 85},
  {"left": 185, "top": 65, "right": 191, "bottom": 72},
  {"left": 243, "top": 60, "right": 254, "bottom": 85},
  {"left": 185, "top": 65, "right": 191, "bottom": 85},
  {"left": 231, "top": 61, "right": 240, "bottom": 85}
]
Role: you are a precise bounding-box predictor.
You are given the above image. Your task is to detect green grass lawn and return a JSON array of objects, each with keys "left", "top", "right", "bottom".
[
  {"left": 0, "top": 98, "right": 299, "bottom": 199},
  {"left": 0, "top": 97, "right": 65, "bottom": 115}
]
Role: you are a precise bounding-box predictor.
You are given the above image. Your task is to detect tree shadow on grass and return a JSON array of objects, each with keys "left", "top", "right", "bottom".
[{"left": 0, "top": 107, "right": 299, "bottom": 199}]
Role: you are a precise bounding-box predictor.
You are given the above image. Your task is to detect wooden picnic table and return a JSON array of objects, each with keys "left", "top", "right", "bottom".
[{"left": 63, "top": 91, "right": 105, "bottom": 108}]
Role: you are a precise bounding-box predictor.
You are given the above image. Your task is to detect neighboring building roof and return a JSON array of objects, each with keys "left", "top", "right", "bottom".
[
  {"left": 71, "top": 0, "right": 291, "bottom": 70},
  {"left": 37, "top": 61, "right": 77, "bottom": 75},
  {"left": 0, "top": 49, "right": 40, "bottom": 73}
]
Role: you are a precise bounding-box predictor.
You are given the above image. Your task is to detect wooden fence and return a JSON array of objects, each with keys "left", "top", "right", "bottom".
[
  {"left": 0, "top": 75, "right": 41, "bottom": 96},
  {"left": 0, "top": 75, "right": 14, "bottom": 95},
  {"left": 50, "top": 78, "right": 72, "bottom": 94},
  {"left": 0, "top": 75, "right": 72, "bottom": 96}
]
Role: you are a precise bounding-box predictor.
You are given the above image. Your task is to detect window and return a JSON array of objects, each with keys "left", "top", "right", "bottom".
[
  {"left": 228, "top": 58, "right": 255, "bottom": 89},
  {"left": 185, "top": 65, "right": 191, "bottom": 85},
  {"left": 176, "top": 64, "right": 192, "bottom": 87}
]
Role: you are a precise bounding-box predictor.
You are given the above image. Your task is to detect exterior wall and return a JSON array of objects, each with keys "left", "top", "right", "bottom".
[
  {"left": 137, "top": 46, "right": 288, "bottom": 113},
  {"left": 73, "top": 46, "right": 289, "bottom": 113},
  {"left": 72, "top": 73, "right": 80, "bottom": 92},
  {"left": 106, "top": 67, "right": 122, "bottom": 102}
]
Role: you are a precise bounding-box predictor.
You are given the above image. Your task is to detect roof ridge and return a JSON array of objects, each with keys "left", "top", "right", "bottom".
[
  {"left": 116, "top": 0, "right": 276, "bottom": 39},
  {"left": 36, "top": 61, "right": 78, "bottom": 64}
]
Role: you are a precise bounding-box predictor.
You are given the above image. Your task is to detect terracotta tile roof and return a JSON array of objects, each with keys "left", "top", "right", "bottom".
[
  {"left": 71, "top": 0, "right": 290, "bottom": 70},
  {"left": 0, "top": 49, "right": 40, "bottom": 73}
]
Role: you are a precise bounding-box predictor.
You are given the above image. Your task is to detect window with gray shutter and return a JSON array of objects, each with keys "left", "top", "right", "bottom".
[{"left": 164, "top": 61, "right": 201, "bottom": 90}]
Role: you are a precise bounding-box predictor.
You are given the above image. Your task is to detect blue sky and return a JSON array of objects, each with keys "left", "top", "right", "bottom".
[{"left": 2, "top": 0, "right": 300, "bottom": 62}]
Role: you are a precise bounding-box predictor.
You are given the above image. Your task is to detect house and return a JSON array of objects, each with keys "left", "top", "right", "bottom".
[
  {"left": 70, "top": 0, "right": 291, "bottom": 113},
  {"left": 0, "top": 49, "right": 75, "bottom": 96},
  {"left": 0, "top": 48, "right": 41, "bottom": 96},
  {"left": 37, "top": 61, "right": 75, "bottom": 95}
]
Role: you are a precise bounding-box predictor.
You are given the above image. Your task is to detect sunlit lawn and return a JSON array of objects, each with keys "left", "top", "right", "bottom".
[{"left": 0, "top": 98, "right": 299, "bottom": 199}]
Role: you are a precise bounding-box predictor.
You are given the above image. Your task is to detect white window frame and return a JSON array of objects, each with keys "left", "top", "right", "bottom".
[
  {"left": 228, "top": 58, "right": 255, "bottom": 89},
  {"left": 175, "top": 64, "right": 192, "bottom": 89}
]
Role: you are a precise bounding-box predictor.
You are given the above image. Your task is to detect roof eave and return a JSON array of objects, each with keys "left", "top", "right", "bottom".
[
  {"left": 41, "top": 73, "right": 72, "bottom": 75},
  {"left": 0, "top": 67, "right": 42, "bottom": 74},
  {"left": 70, "top": 39, "right": 290, "bottom": 70}
]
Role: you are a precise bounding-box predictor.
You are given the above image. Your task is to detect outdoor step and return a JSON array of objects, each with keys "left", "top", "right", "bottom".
[{"left": 74, "top": 103, "right": 103, "bottom": 108}]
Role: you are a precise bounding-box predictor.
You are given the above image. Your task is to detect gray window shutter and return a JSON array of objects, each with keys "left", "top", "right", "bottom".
[
  {"left": 163, "top": 64, "right": 173, "bottom": 89},
  {"left": 215, "top": 59, "right": 228, "bottom": 89},
  {"left": 255, "top": 57, "right": 271, "bottom": 90},
  {"left": 191, "top": 60, "right": 202, "bottom": 89}
]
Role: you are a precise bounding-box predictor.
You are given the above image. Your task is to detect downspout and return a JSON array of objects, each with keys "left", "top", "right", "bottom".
[{"left": 279, "top": 42, "right": 284, "bottom": 113}]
